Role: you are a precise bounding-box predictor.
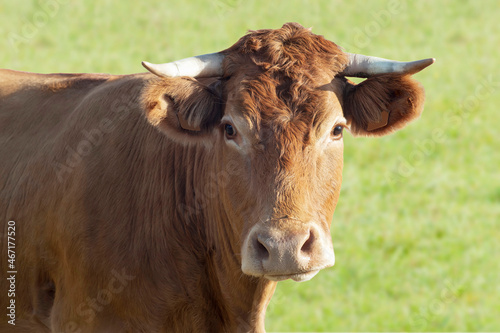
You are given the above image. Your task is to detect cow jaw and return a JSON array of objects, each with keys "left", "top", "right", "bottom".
[{"left": 241, "top": 220, "right": 335, "bottom": 282}]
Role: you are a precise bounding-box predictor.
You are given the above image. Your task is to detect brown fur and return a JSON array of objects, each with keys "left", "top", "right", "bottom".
[
  {"left": 343, "top": 74, "right": 426, "bottom": 136},
  {"left": 142, "top": 77, "right": 222, "bottom": 137},
  {"left": 0, "top": 23, "right": 429, "bottom": 332}
]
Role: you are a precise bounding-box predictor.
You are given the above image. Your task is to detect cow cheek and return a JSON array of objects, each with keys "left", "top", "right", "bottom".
[
  {"left": 219, "top": 151, "right": 255, "bottom": 224},
  {"left": 317, "top": 149, "right": 344, "bottom": 221}
]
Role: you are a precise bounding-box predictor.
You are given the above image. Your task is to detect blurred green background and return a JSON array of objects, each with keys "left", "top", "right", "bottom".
[{"left": 1, "top": 0, "right": 499, "bottom": 331}]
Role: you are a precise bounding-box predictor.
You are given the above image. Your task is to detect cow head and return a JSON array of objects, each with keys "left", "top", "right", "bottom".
[{"left": 142, "top": 23, "right": 433, "bottom": 282}]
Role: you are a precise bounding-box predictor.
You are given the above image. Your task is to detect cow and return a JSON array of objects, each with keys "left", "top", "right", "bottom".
[{"left": 0, "top": 22, "right": 434, "bottom": 332}]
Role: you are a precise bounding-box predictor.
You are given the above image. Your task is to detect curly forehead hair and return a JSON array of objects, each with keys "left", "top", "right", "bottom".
[
  {"left": 224, "top": 22, "right": 347, "bottom": 77},
  {"left": 222, "top": 23, "right": 348, "bottom": 158}
]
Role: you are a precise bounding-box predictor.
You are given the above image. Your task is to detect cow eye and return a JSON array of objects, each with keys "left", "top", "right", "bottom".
[
  {"left": 331, "top": 125, "right": 344, "bottom": 139},
  {"left": 224, "top": 123, "right": 236, "bottom": 139}
]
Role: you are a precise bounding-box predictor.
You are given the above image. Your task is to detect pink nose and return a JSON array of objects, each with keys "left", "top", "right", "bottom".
[
  {"left": 256, "top": 229, "right": 314, "bottom": 270},
  {"left": 241, "top": 222, "right": 335, "bottom": 282}
]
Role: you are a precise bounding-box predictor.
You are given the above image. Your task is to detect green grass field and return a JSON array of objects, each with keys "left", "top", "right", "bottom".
[{"left": 1, "top": 0, "right": 499, "bottom": 331}]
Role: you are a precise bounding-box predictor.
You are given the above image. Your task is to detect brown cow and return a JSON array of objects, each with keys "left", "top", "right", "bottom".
[{"left": 0, "top": 23, "right": 433, "bottom": 332}]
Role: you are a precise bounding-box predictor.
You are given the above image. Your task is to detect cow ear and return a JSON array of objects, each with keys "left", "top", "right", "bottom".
[
  {"left": 142, "top": 77, "right": 222, "bottom": 144},
  {"left": 343, "top": 74, "right": 426, "bottom": 137}
]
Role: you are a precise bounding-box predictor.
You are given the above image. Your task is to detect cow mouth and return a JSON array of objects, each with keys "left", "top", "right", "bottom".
[{"left": 264, "top": 269, "right": 320, "bottom": 282}]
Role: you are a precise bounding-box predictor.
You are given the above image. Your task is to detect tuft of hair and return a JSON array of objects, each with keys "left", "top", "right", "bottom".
[{"left": 223, "top": 22, "right": 347, "bottom": 81}]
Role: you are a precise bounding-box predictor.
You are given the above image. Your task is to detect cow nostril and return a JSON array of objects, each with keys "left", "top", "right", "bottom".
[
  {"left": 300, "top": 229, "right": 315, "bottom": 255},
  {"left": 255, "top": 237, "right": 270, "bottom": 260}
]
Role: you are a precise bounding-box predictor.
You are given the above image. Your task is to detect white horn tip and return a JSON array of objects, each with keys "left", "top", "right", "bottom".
[
  {"left": 141, "top": 61, "right": 152, "bottom": 71},
  {"left": 141, "top": 53, "right": 225, "bottom": 78},
  {"left": 142, "top": 61, "right": 175, "bottom": 78}
]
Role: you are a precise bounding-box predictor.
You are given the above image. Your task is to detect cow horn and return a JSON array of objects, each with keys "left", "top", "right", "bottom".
[
  {"left": 342, "top": 53, "right": 435, "bottom": 78},
  {"left": 142, "top": 52, "right": 225, "bottom": 78}
]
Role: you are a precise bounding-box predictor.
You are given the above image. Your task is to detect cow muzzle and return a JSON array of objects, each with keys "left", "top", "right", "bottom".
[{"left": 241, "top": 220, "right": 335, "bottom": 282}]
